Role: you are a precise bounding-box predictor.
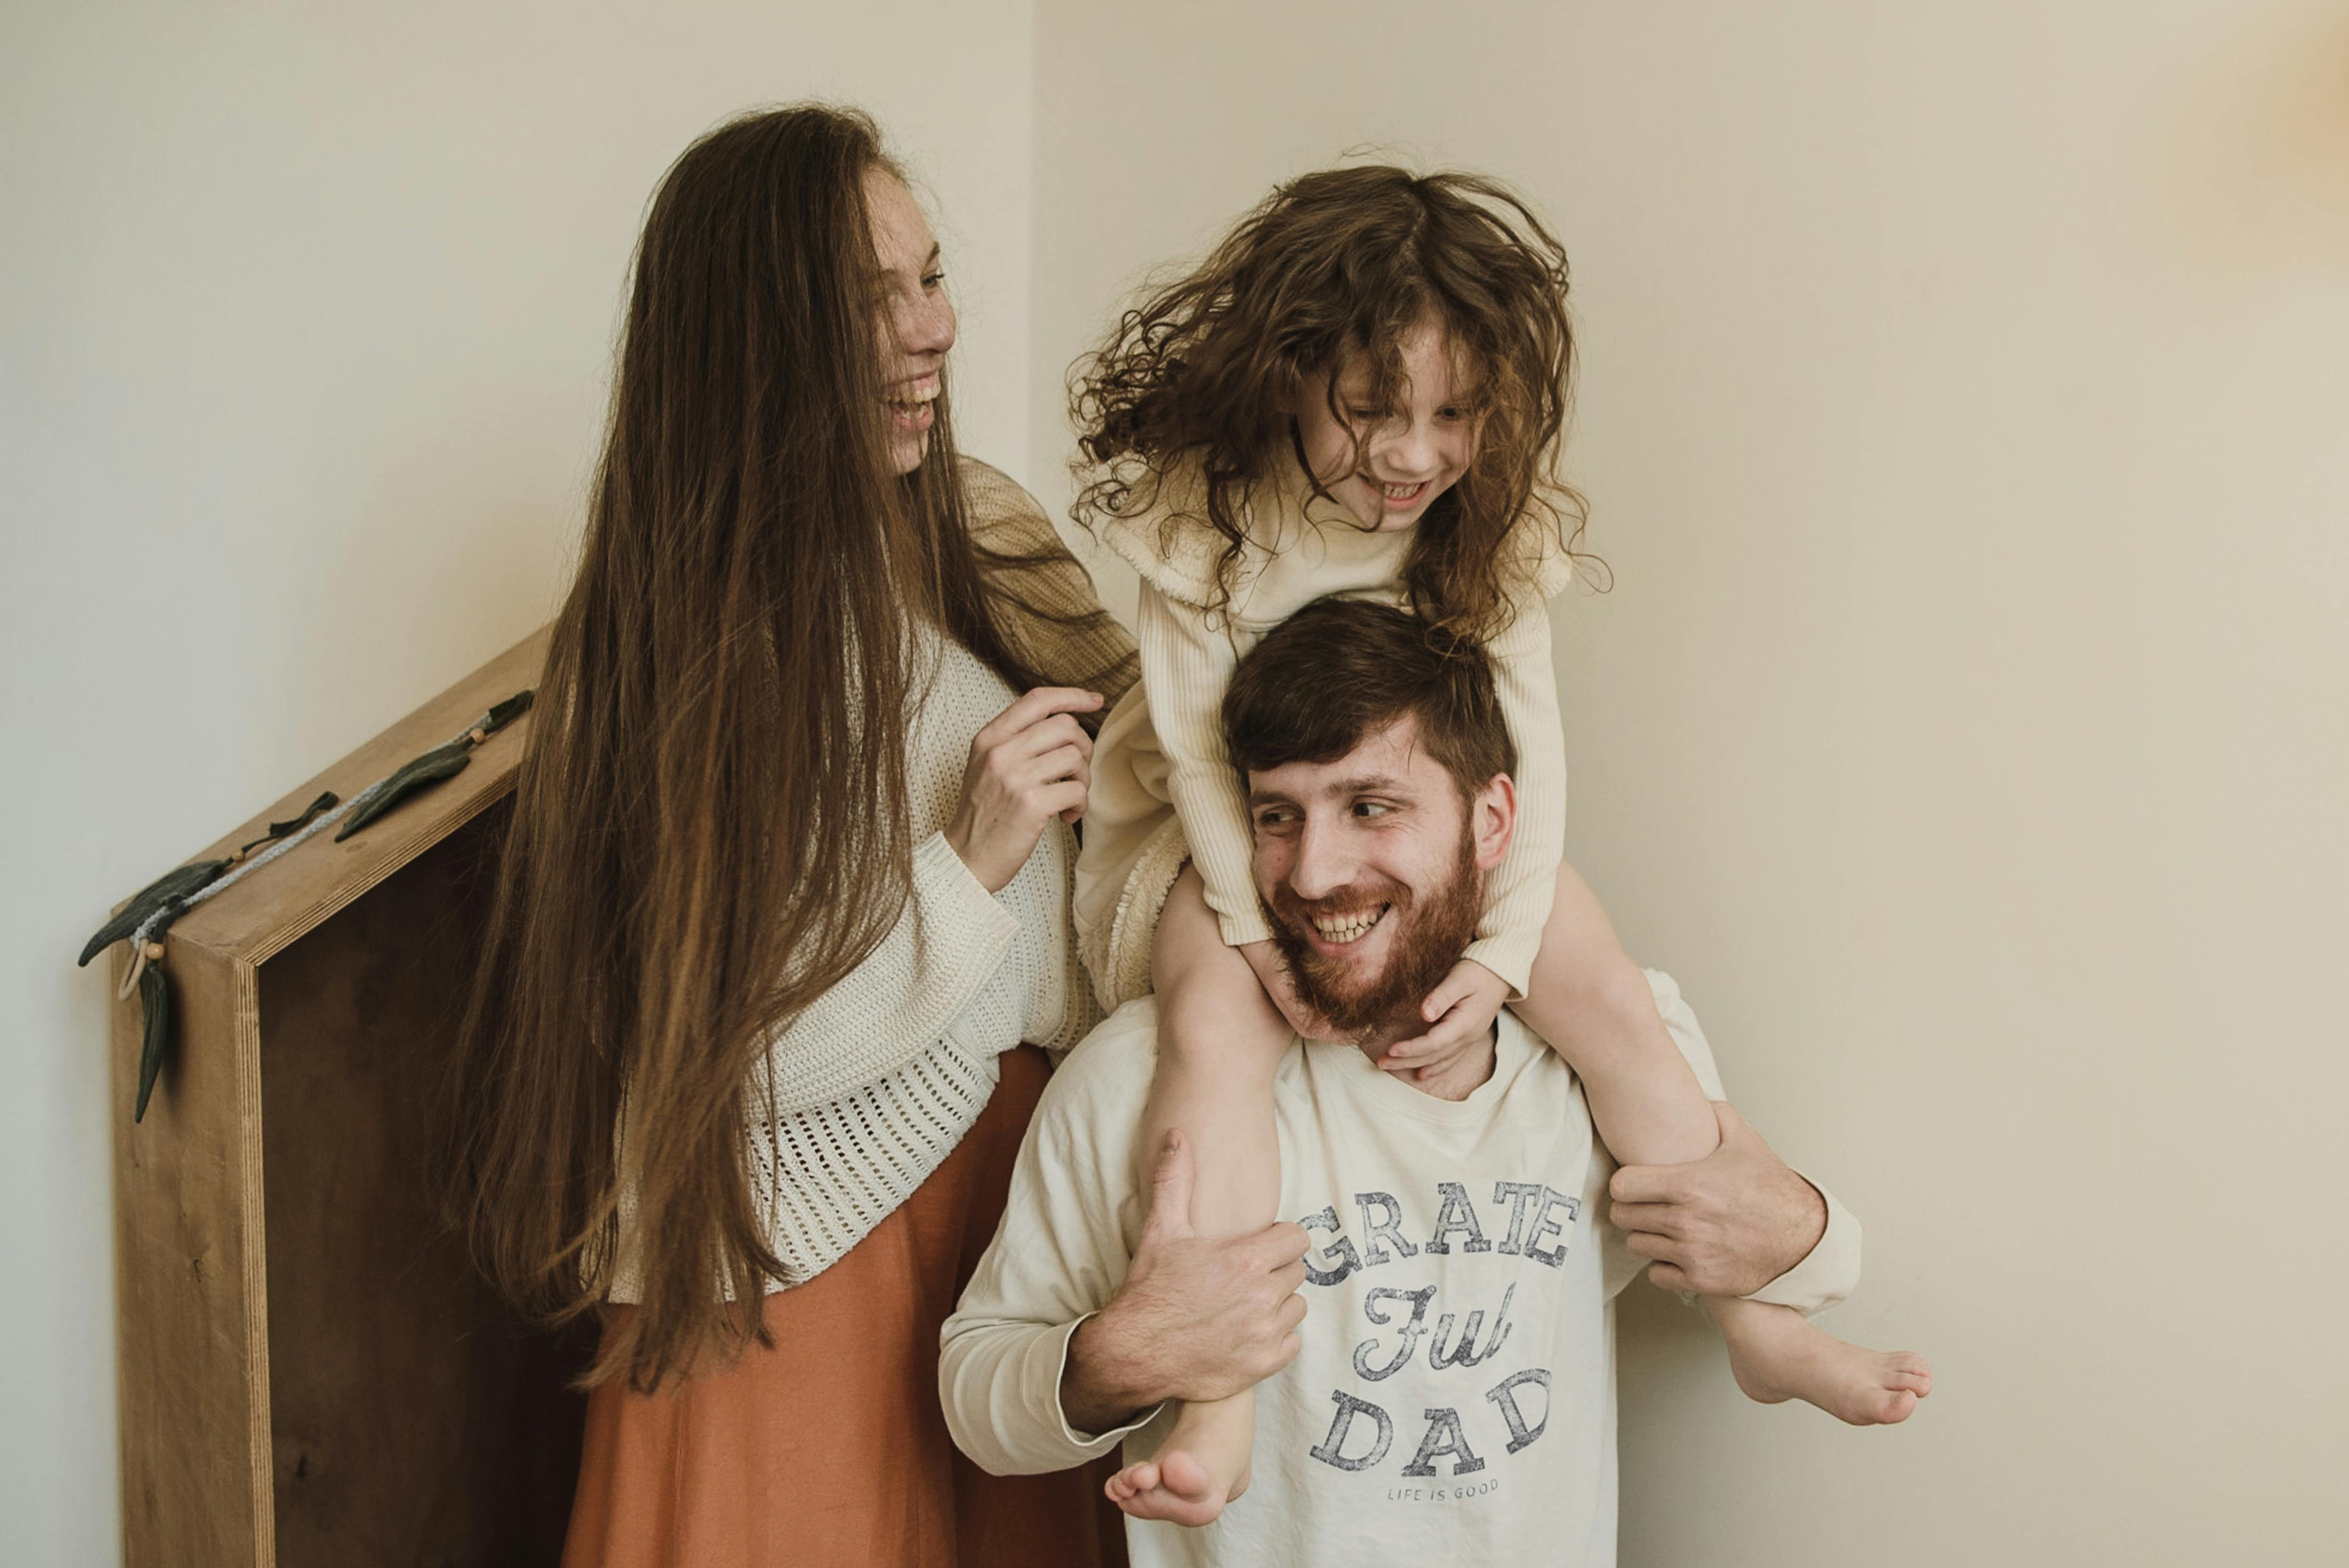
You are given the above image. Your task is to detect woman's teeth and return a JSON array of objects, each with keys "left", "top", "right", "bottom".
[
  {"left": 1379, "top": 480, "right": 1428, "bottom": 502},
  {"left": 1311, "top": 905, "right": 1388, "bottom": 944},
  {"left": 886, "top": 380, "right": 940, "bottom": 411}
]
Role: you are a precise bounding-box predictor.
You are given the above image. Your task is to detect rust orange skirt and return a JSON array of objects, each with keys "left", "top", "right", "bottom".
[{"left": 562, "top": 1045, "right": 1128, "bottom": 1568}]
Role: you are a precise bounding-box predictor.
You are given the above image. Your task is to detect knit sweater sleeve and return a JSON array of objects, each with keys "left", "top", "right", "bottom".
[
  {"left": 1466, "top": 593, "right": 1569, "bottom": 997},
  {"left": 755, "top": 457, "right": 1124, "bottom": 1117},
  {"left": 609, "top": 822, "right": 1042, "bottom": 1301},
  {"left": 1136, "top": 581, "right": 1275, "bottom": 948},
  {"left": 720, "top": 645, "right": 1093, "bottom": 1292},
  {"left": 755, "top": 830, "right": 1023, "bottom": 1119}
]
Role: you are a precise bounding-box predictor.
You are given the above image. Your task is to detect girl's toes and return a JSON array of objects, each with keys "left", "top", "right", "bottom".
[
  {"left": 1887, "top": 1354, "right": 1934, "bottom": 1397},
  {"left": 1105, "top": 1461, "right": 1156, "bottom": 1503}
]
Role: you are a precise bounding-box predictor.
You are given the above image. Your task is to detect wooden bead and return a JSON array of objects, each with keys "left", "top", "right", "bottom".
[
  {"left": 467, "top": 728, "right": 488, "bottom": 745},
  {"left": 142, "top": 943, "right": 165, "bottom": 961}
]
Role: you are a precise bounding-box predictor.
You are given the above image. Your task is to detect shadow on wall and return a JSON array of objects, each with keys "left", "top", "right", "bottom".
[{"left": 2156, "top": 3, "right": 2349, "bottom": 288}]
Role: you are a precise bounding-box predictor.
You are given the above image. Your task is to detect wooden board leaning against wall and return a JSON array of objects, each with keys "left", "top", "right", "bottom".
[{"left": 108, "top": 627, "right": 592, "bottom": 1568}]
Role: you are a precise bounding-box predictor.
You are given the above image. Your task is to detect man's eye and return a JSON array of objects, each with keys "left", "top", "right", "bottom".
[
  {"left": 1352, "top": 801, "right": 1391, "bottom": 818},
  {"left": 1256, "top": 808, "right": 1296, "bottom": 830},
  {"left": 922, "top": 270, "right": 946, "bottom": 289}
]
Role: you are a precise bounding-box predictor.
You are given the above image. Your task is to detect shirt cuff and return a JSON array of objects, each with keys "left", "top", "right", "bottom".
[
  {"left": 1214, "top": 906, "right": 1275, "bottom": 949},
  {"left": 1054, "top": 1312, "right": 1168, "bottom": 1453},
  {"left": 1462, "top": 933, "right": 1536, "bottom": 1001},
  {"left": 1743, "top": 1181, "right": 1862, "bottom": 1318}
]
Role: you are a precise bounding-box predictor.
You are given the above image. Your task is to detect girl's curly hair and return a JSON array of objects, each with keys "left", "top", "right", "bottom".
[{"left": 1071, "top": 164, "right": 1596, "bottom": 640}]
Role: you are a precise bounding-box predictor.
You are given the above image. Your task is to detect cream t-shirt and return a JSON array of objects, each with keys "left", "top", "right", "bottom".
[{"left": 940, "top": 971, "right": 1861, "bottom": 1568}]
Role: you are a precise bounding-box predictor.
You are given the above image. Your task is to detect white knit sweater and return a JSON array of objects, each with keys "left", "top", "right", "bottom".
[
  {"left": 610, "top": 460, "right": 1136, "bottom": 1300},
  {"left": 736, "top": 632, "right": 1089, "bottom": 1289}
]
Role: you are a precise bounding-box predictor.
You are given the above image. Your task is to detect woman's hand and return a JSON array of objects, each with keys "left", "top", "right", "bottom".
[
  {"left": 1378, "top": 959, "right": 1510, "bottom": 1081},
  {"left": 944, "top": 687, "right": 1103, "bottom": 893}
]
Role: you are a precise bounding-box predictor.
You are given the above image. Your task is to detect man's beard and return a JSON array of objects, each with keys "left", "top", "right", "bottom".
[{"left": 1264, "top": 828, "right": 1484, "bottom": 1039}]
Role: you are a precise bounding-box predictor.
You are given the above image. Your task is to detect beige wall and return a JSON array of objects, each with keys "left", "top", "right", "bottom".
[
  {"left": 0, "top": 4, "right": 1034, "bottom": 1560},
  {"left": 9, "top": 1, "right": 2345, "bottom": 1560},
  {"left": 1031, "top": 1, "right": 2347, "bottom": 1562}
]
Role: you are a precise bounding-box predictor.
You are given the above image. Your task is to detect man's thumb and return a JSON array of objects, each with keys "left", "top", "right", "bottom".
[
  {"left": 1711, "top": 1101, "right": 1753, "bottom": 1143},
  {"left": 1145, "top": 1129, "right": 1195, "bottom": 1236}
]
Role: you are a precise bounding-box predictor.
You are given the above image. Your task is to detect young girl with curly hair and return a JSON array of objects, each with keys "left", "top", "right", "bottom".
[{"left": 1069, "top": 164, "right": 1930, "bottom": 1528}]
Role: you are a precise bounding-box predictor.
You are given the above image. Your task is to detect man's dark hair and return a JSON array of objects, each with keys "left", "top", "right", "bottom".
[{"left": 1221, "top": 598, "right": 1516, "bottom": 797}]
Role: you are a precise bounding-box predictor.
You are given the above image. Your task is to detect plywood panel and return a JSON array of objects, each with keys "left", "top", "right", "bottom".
[
  {"left": 258, "top": 800, "right": 587, "bottom": 1567},
  {"left": 112, "top": 625, "right": 565, "bottom": 1567},
  {"left": 112, "top": 935, "right": 267, "bottom": 1568}
]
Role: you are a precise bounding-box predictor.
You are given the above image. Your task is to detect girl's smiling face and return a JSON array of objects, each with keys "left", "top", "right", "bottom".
[{"left": 1296, "top": 316, "right": 1478, "bottom": 532}]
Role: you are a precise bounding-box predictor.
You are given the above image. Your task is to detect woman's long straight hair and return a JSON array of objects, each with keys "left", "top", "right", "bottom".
[{"left": 449, "top": 105, "right": 1052, "bottom": 1390}]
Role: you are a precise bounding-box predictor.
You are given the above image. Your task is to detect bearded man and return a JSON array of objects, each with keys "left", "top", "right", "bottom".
[{"left": 940, "top": 598, "right": 1860, "bottom": 1568}]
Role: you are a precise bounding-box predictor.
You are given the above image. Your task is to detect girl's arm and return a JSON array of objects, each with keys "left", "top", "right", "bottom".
[
  {"left": 1468, "top": 592, "right": 1570, "bottom": 996},
  {"left": 1136, "top": 583, "right": 1275, "bottom": 949},
  {"left": 1378, "top": 593, "right": 1570, "bottom": 1072}
]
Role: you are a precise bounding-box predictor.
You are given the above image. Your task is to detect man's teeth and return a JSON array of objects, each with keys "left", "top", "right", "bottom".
[{"left": 1311, "top": 906, "right": 1387, "bottom": 943}]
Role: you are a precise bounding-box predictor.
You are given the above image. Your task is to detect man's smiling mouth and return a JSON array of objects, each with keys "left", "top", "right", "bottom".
[{"left": 1308, "top": 904, "right": 1390, "bottom": 945}]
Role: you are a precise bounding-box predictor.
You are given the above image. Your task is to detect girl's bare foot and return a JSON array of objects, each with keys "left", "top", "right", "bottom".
[
  {"left": 1104, "top": 1398, "right": 1253, "bottom": 1527},
  {"left": 1717, "top": 1299, "right": 1934, "bottom": 1426}
]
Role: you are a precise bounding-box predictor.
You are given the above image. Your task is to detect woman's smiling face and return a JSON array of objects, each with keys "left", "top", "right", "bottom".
[
  {"left": 1295, "top": 316, "right": 1477, "bottom": 532},
  {"left": 866, "top": 169, "right": 956, "bottom": 474}
]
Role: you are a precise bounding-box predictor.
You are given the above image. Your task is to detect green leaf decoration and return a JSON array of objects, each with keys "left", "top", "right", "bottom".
[
  {"left": 78, "top": 861, "right": 227, "bottom": 967},
  {"left": 95, "top": 690, "right": 537, "bottom": 1125},
  {"left": 327, "top": 690, "right": 531, "bottom": 843},
  {"left": 482, "top": 690, "right": 534, "bottom": 733},
  {"left": 333, "top": 742, "right": 472, "bottom": 842},
  {"left": 237, "top": 789, "right": 339, "bottom": 857},
  {"left": 134, "top": 961, "right": 170, "bottom": 1123}
]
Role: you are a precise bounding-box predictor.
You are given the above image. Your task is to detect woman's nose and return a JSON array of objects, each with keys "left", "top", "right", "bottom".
[{"left": 897, "top": 288, "right": 956, "bottom": 358}]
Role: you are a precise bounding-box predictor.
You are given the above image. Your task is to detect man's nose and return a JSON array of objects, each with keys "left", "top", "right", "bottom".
[{"left": 1286, "top": 816, "right": 1355, "bottom": 901}]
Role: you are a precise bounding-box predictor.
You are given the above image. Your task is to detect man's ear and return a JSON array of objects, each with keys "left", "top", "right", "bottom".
[{"left": 1471, "top": 773, "right": 1517, "bottom": 871}]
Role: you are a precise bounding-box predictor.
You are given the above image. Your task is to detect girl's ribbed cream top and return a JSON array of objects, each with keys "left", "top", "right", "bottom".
[{"left": 1078, "top": 456, "right": 1574, "bottom": 1007}]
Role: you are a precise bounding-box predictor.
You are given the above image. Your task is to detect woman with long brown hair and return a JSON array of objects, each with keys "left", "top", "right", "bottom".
[{"left": 451, "top": 104, "right": 1135, "bottom": 1566}]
